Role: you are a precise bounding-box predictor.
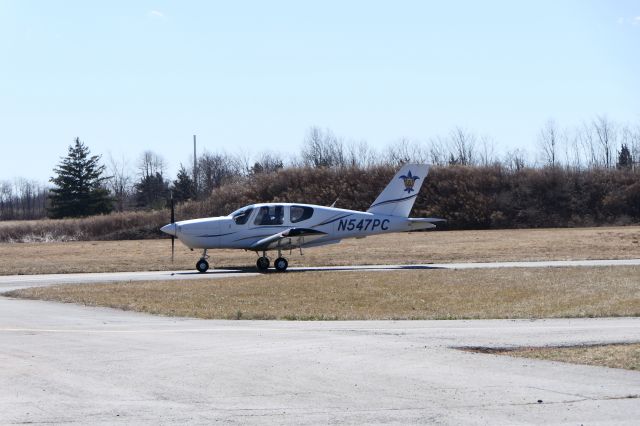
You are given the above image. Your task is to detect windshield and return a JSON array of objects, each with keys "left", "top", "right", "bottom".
[{"left": 231, "top": 206, "right": 254, "bottom": 225}]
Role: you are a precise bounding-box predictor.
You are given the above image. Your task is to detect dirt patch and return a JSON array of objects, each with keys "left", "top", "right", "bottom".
[{"left": 461, "top": 342, "right": 640, "bottom": 371}]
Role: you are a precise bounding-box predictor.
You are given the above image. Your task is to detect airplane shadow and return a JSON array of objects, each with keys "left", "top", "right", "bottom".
[
  {"left": 170, "top": 264, "right": 445, "bottom": 276},
  {"left": 171, "top": 266, "right": 256, "bottom": 276},
  {"left": 287, "top": 265, "right": 446, "bottom": 273}
]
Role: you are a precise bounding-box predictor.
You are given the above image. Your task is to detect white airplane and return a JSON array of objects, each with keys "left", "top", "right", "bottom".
[{"left": 160, "top": 163, "right": 444, "bottom": 273}]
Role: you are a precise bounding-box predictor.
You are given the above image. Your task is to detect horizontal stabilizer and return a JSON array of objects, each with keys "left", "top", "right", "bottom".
[
  {"left": 409, "top": 217, "right": 446, "bottom": 224},
  {"left": 407, "top": 217, "right": 446, "bottom": 230}
]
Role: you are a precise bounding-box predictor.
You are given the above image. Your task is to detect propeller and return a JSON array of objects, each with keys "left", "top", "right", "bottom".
[{"left": 170, "top": 191, "right": 175, "bottom": 262}]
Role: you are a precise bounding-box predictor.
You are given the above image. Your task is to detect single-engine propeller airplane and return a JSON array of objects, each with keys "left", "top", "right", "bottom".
[{"left": 160, "top": 163, "right": 444, "bottom": 273}]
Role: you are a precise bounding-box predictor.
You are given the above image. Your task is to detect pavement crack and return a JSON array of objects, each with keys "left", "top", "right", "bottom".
[
  {"left": 526, "top": 386, "right": 590, "bottom": 400},
  {"left": 482, "top": 394, "right": 639, "bottom": 408}
]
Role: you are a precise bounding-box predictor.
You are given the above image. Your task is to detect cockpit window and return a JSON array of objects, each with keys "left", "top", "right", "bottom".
[
  {"left": 254, "top": 205, "right": 284, "bottom": 226},
  {"left": 290, "top": 206, "right": 314, "bottom": 223},
  {"left": 232, "top": 207, "right": 253, "bottom": 225}
]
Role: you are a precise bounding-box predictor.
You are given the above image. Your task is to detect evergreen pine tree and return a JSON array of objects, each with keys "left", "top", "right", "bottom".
[
  {"left": 172, "top": 164, "right": 195, "bottom": 202},
  {"left": 48, "top": 138, "right": 113, "bottom": 218},
  {"left": 135, "top": 172, "right": 169, "bottom": 209},
  {"left": 617, "top": 144, "right": 633, "bottom": 170}
]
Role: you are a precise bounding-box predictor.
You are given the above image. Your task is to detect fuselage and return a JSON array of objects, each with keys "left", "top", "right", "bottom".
[{"left": 161, "top": 202, "right": 431, "bottom": 250}]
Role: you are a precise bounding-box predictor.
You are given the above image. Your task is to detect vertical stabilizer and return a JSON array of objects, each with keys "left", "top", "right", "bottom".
[{"left": 367, "top": 164, "right": 429, "bottom": 217}]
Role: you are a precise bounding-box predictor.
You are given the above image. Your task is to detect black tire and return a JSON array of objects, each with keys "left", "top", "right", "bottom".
[
  {"left": 256, "top": 256, "right": 270, "bottom": 272},
  {"left": 274, "top": 257, "right": 288, "bottom": 272},
  {"left": 196, "top": 259, "right": 209, "bottom": 273}
]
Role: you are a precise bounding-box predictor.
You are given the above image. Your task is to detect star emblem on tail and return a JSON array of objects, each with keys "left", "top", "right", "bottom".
[{"left": 399, "top": 170, "right": 420, "bottom": 193}]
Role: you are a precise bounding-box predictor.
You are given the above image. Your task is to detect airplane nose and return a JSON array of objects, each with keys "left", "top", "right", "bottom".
[{"left": 160, "top": 223, "right": 177, "bottom": 236}]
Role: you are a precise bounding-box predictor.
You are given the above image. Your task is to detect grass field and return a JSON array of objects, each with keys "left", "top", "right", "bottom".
[
  {"left": 1, "top": 226, "right": 639, "bottom": 275},
  {"left": 466, "top": 343, "right": 640, "bottom": 371},
  {"left": 7, "top": 266, "right": 639, "bottom": 320}
]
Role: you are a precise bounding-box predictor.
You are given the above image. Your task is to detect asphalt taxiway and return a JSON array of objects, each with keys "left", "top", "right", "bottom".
[
  {"left": 1, "top": 260, "right": 639, "bottom": 424},
  {"left": 1, "top": 258, "right": 639, "bottom": 292}
]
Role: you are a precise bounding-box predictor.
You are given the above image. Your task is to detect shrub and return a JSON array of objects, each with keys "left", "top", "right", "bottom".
[{"left": 1, "top": 165, "right": 638, "bottom": 242}]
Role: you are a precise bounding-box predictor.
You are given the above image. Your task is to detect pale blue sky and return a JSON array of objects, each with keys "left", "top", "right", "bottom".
[{"left": 1, "top": 1, "right": 639, "bottom": 182}]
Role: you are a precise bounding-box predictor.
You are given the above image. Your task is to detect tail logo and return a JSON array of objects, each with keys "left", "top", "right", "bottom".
[{"left": 399, "top": 171, "right": 420, "bottom": 193}]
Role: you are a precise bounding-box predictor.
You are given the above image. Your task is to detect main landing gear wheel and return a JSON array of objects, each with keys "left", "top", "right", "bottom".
[
  {"left": 196, "top": 259, "right": 209, "bottom": 273},
  {"left": 256, "top": 256, "right": 270, "bottom": 272},
  {"left": 274, "top": 257, "right": 288, "bottom": 272}
]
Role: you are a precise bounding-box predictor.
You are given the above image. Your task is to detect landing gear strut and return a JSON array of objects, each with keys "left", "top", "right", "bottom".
[{"left": 196, "top": 249, "right": 209, "bottom": 273}]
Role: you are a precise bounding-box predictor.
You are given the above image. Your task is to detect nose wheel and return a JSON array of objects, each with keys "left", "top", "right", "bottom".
[{"left": 195, "top": 249, "right": 210, "bottom": 273}]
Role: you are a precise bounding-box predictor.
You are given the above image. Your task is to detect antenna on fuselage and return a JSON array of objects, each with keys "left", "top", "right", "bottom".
[{"left": 329, "top": 198, "right": 339, "bottom": 208}]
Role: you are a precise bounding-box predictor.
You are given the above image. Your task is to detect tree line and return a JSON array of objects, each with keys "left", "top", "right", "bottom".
[
  {"left": 0, "top": 116, "right": 638, "bottom": 222},
  {"left": 173, "top": 164, "right": 639, "bottom": 231},
  {"left": 0, "top": 179, "right": 49, "bottom": 220}
]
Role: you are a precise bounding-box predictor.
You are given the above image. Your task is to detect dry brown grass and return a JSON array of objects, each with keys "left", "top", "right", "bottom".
[
  {"left": 7, "top": 266, "right": 639, "bottom": 320},
  {"left": 470, "top": 343, "right": 640, "bottom": 371},
  {"left": 0, "top": 226, "right": 639, "bottom": 275},
  {"left": 0, "top": 211, "right": 165, "bottom": 243}
]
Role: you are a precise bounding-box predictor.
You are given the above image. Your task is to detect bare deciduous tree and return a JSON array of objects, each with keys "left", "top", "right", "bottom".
[
  {"left": 0, "top": 181, "right": 13, "bottom": 220},
  {"left": 134, "top": 150, "right": 169, "bottom": 210},
  {"left": 538, "top": 119, "right": 559, "bottom": 167},
  {"left": 301, "top": 127, "right": 346, "bottom": 168},
  {"left": 250, "top": 151, "right": 284, "bottom": 175},
  {"left": 449, "top": 127, "right": 476, "bottom": 165},
  {"left": 0, "top": 178, "right": 48, "bottom": 220},
  {"left": 577, "top": 122, "right": 600, "bottom": 168},
  {"left": 427, "top": 136, "right": 448, "bottom": 166},
  {"left": 503, "top": 149, "right": 528, "bottom": 171},
  {"left": 565, "top": 127, "right": 584, "bottom": 169},
  {"left": 384, "top": 138, "right": 428, "bottom": 166},
  {"left": 620, "top": 124, "right": 640, "bottom": 170},
  {"left": 592, "top": 115, "right": 616, "bottom": 168},
  {"left": 345, "top": 140, "right": 378, "bottom": 168},
  {"left": 197, "top": 151, "right": 242, "bottom": 195},
  {"left": 478, "top": 135, "right": 497, "bottom": 166},
  {"left": 138, "top": 150, "right": 166, "bottom": 179},
  {"left": 108, "top": 154, "right": 133, "bottom": 212}
]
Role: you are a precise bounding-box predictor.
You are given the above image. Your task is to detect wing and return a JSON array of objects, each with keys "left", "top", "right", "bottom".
[{"left": 249, "top": 228, "right": 329, "bottom": 251}]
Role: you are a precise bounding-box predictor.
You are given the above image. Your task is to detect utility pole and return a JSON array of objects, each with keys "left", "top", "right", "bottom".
[{"left": 193, "top": 135, "right": 197, "bottom": 199}]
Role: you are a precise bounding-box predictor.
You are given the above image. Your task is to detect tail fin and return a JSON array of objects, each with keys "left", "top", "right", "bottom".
[{"left": 367, "top": 164, "right": 429, "bottom": 217}]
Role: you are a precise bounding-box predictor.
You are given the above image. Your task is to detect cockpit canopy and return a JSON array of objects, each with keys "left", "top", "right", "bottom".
[
  {"left": 254, "top": 205, "right": 284, "bottom": 225},
  {"left": 230, "top": 204, "right": 315, "bottom": 226},
  {"left": 231, "top": 206, "right": 254, "bottom": 225}
]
